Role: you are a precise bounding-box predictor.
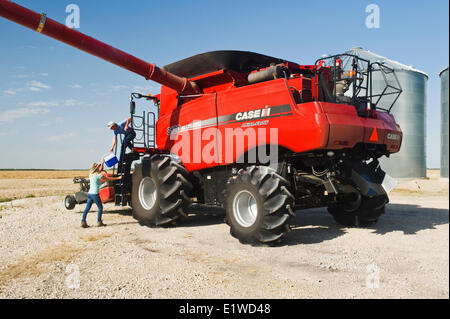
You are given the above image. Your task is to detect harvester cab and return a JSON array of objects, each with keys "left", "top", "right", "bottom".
[
  {"left": 315, "top": 54, "right": 402, "bottom": 117},
  {"left": 1, "top": 0, "right": 405, "bottom": 245}
]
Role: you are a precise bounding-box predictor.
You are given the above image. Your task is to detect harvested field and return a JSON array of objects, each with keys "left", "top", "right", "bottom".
[
  {"left": 0, "top": 179, "right": 79, "bottom": 200},
  {"left": 0, "top": 170, "right": 109, "bottom": 200},
  {"left": 0, "top": 170, "right": 90, "bottom": 180}
]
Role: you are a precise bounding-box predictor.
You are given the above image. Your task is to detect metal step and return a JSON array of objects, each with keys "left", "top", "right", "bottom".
[{"left": 114, "top": 193, "right": 129, "bottom": 206}]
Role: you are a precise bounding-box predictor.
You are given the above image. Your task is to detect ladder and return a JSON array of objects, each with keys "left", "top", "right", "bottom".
[
  {"left": 112, "top": 111, "right": 156, "bottom": 206},
  {"left": 114, "top": 152, "right": 139, "bottom": 206}
]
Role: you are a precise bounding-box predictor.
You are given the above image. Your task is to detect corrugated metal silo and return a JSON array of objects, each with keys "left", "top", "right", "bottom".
[
  {"left": 346, "top": 47, "right": 428, "bottom": 178},
  {"left": 440, "top": 67, "right": 449, "bottom": 178}
]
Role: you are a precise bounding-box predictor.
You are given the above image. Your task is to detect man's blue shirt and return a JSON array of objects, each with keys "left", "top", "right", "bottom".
[{"left": 114, "top": 120, "right": 130, "bottom": 136}]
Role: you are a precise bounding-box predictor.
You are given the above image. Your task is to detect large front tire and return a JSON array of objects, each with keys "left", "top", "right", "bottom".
[
  {"left": 131, "top": 155, "right": 192, "bottom": 226},
  {"left": 225, "top": 166, "right": 294, "bottom": 245},
  {"left": 328, "top": 194, "right": 388, "bottom": 227}
]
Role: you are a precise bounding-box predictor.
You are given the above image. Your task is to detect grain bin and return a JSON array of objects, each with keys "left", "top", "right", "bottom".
[
  {"left": 440, "top": 67, "right": 449, "bottom": 178},
  {"left": 346, "top": 47, "right": 428, "bottom": 178}
]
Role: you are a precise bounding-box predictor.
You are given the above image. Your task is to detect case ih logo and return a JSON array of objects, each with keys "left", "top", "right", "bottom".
[
  {"left": 387, "top": 133, "right": 400, "bottom": 141},
  {"left": 235, "top": 107, "right": 271, "bottom": 121},
  {"left": 167, "top": 104, "right": 293, "bottom": 136}
]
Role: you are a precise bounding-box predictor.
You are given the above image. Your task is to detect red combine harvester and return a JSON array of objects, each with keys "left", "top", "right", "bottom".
[{"left": 1, "top": 0, "right": 403, "bottom": 244}]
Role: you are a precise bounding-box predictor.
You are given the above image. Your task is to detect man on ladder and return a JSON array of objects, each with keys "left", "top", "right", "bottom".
[{"left": 108, "top": 118, "right": 136, "bottom": 164}]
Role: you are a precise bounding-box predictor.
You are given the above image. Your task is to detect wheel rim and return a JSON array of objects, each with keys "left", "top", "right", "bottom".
[
  {"left": 233, "top": 190, "right": 258, "bottom": 227},
  {"left": 65, "top": 197, "right": 71, "bottom": 207},
  {"left": 139, "top": 177, "right": 157, "bottom": 210}
]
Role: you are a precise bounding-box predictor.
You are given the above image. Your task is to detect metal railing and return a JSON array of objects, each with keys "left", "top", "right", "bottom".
[
  {"left": 131, "top": 111, "right": 156, "bottom": 149},
  {"left": 314, "top": 53, "right": 402, "bottom": 114}
]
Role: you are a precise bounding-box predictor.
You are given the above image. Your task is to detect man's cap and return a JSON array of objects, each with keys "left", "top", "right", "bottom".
[{"left": 107, "top": 121, "right": 116, "bottom": 129}]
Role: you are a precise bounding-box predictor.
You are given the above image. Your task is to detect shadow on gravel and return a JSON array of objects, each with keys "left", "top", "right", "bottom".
[
  {"left": 76, "top": 208, "right": 133, "bottom": 217},
  {"left": 283, "top": 208, "right": 346, "bottom": 246},
  {"left": 107, "top": 221, "right": 139, "bottom": 227},
  {"left": 76, "top": 202, "right": 449, "bottom": 244},
  {"left": 102, "top": 208, "right": 133, "bottom": 217},
  {"left": 181, "top": 204, "right": 226, "bottom": 227},
  {"left": 369, "top": 203, "right": 449, "bottom": 235},
  {"left": 283, "top": 203, "right": 449, "bottom": 245}
]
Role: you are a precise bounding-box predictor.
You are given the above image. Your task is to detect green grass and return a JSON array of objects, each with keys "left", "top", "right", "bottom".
[
  {"left": 0, "top": 198, "right": 13, "bottom": 203},
  {"left": 25, "top": 194, "right": 35, "bottom": 198}
]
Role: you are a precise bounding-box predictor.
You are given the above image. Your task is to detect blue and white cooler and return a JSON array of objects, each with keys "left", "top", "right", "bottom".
[{"left": 104, "top": 154, "right": 119, "bottom": 168}]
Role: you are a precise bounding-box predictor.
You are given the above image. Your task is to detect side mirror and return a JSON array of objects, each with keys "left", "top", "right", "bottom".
[{"left": 130, "top": 100, "right": 136, "bottom": 115}]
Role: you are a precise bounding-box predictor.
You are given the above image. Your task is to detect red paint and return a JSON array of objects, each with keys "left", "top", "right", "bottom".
[
  {"left": 0, "top": 0, "right": 403, "bottom": 174},
  {"left": 158, "top": 77, "right": 402, "bottom": 172}
]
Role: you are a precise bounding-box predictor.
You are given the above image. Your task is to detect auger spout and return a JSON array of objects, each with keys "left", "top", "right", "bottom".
[{"left": 0, "top": 0, "right": 200, "bottom": 94}]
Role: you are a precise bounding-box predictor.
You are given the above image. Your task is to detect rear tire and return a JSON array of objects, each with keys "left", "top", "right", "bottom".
[
  {"left": 328, "top": 194, "right": 388, "bottom": 227},
  {"left": 64, "top": 195, "right": 76, "bottom": 210},
  {"left": 131, "top": 155, "right": 193, "bottom": 226},
  {"left": 225, "top": 166, "right": 294, "bottom": 245}
]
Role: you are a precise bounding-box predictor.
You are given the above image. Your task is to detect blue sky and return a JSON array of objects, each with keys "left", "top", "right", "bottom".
[{"left": 0, "top": 0, "right": 448, "bottom": 169}]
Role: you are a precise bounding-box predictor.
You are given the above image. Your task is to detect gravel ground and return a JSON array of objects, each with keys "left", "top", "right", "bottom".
[{"left": 0, "top": 185, "right": 448, "bottom": 299}]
